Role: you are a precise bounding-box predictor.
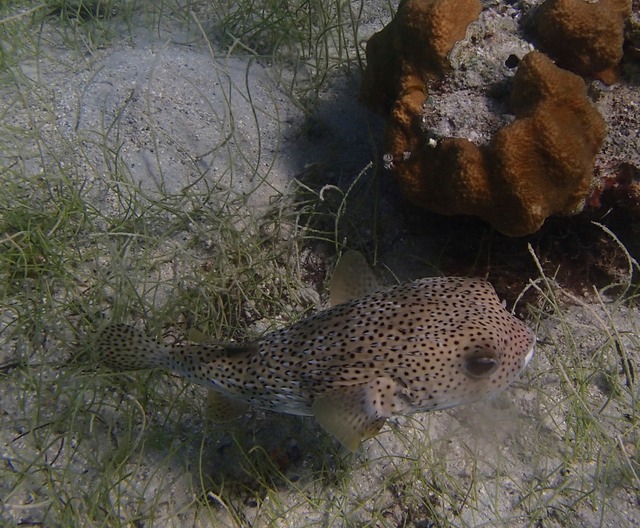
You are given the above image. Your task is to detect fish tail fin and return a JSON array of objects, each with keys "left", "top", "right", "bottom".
[{"left": 94, "top": 324, "right": 171, "bottom": 371}]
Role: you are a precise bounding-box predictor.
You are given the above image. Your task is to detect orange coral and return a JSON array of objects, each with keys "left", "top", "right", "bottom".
[
  {"left": 382, "top": 52, "right": 606, "bottom": 236},
  {"left": 359, "top": 0, "right": 482, "bottom": 117},
  {"left": 533, "top": 0, "right": 632, "bottom": 83},
  {"left": 359, "top": 1, "right": 610, "bottom": 236}
]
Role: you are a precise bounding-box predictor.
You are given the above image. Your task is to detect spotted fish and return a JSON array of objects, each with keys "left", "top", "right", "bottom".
[{"left": 95, "top": 251, "right": 535, "bottom": 451}]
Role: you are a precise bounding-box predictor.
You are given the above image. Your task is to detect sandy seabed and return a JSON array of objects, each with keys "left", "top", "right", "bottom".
[{"left": 1, "top": 1, "right": 639, "bottom": 527}]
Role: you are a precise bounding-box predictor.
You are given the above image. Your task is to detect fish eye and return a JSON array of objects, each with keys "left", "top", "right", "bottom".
[{"left": 463, "top": 353, "right": 500, "bottom": 379}]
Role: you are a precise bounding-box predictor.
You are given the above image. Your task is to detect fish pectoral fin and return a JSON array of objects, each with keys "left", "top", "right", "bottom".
[
  {"left": 311, "top": 378, "right": 397, "bottom": 452},
  {"left": 206, "top": 389, "right": 249, "bottom": 422},
  {"left": 329, "top": 250, "right": 380, "bottom": 307}
]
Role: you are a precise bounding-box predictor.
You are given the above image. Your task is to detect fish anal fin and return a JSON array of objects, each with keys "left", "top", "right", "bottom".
[
  {"left": 329, "top": 250, "right": 380, "bottom": 307},
  {"left": 311, "top": 377, "right": 398, "bottom": 451},
  {"left": 206, "top": 389, "right": 249, "bottom": 423}
]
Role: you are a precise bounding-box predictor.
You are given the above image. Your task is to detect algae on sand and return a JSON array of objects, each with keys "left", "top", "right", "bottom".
[{"left": 1, "top": 0, "right": 640, "bottom": 527}]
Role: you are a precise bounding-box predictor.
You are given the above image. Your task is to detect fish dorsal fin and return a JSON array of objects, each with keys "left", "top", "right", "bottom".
[
  {"left": 311, "top": 376, "right": 399, "bottom": 451},
  {"left": 329, "top": 250, "right": 380, "bottom": 307},
  {"left": 222, "top": 341, "right": 260, "bottom": 356},
  {"left": 184, "top": 328, "right": 259, "bottom": 361},
  {"left": 187, "top": 327, "right": 211, "bottom": 344},
  {"left": 206, "top": 389, "right": 250, "bottom": 422},
  {"left": 188, "top": 328, "right": 257, "bottom": 354}
]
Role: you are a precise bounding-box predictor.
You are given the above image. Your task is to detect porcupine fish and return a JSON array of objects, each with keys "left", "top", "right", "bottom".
[{"left": 95, "top": 251, "right": 535, "bottom": 451}]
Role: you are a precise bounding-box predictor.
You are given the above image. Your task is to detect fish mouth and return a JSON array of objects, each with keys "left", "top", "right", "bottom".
[{"left": 523, "top": 338, "right": 536, "bottom": 367}]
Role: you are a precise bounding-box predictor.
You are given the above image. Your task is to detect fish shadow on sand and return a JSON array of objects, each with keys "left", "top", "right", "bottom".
[
  {"left": 82, "top": 365, "right": 350, "bottom": 504},
  {"left": 132, "top": 395, "right": 351, "bottom": 503},
  {"left": 196, "top": 413, "right": 349, "bottom": 498}
]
